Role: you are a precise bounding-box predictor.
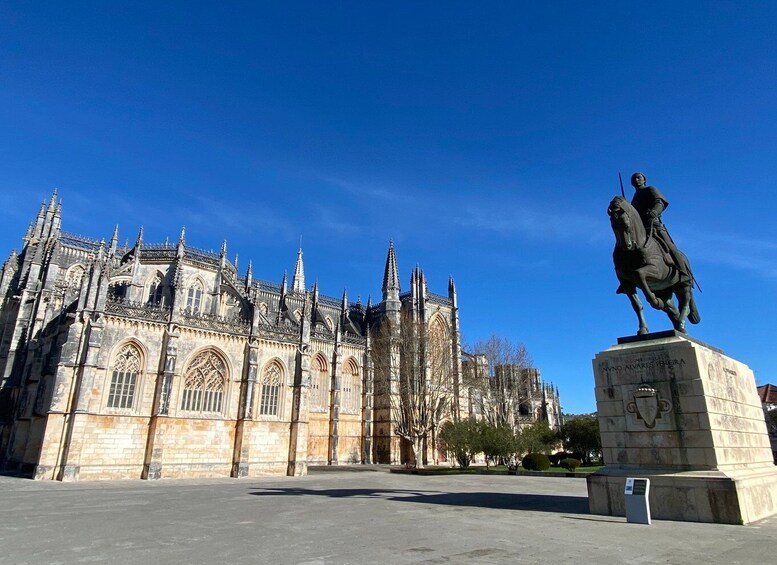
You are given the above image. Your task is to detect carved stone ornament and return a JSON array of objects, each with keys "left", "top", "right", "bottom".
[{"left": 626, "top": 384, "right": 671, "bottom": 429}]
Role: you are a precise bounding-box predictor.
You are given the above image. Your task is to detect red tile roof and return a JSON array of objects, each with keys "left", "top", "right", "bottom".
[{"left": 757, "top": 384, "right": 777, "bottom": 404}]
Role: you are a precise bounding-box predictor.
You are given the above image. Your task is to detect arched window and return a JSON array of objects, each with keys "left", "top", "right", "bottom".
[
  {"left": 187, "top": 280, "right": 203, "bottom": 312},
  {"left": 147, "top": 273, "right": 164, "bottom": 306},
  {"left": 108, "top": 281, "right": 130, "bottom": 301},
  {"left": 428, "top": 316, "right": 452, "bottom": 388},
  {"left": 341, "top": 358, "right": 361, "bottom": 414},
  {"left": 107, "top": 343, "right": 142, "bottom": 409},
  {"left": 310, "top": 354, "right": 329, "bottom": 412},
  {"left": 259, "top": 361, "right": 283, "bottom": 416},
  {"left": 65, "top": 265, "right": 85, "bottom": 290},
  {"left": 181, "top": 349, "right": 226, "bottom": 413}
]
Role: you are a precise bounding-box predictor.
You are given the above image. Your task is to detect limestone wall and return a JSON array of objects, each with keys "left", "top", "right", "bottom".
[
  {"left": 241, "top": 420, "right": 292, "bottom": 475},
  {"left": 307, "top": 414, "right": 330, "bottom": 464},
  {"left": 78, "top": 414, "right": 148, "bottom": 480},
  {"left": 154, "top": 418, "right": 236, "bottom": 479}
]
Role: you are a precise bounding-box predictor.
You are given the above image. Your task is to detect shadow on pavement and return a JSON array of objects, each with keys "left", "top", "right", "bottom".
[{"left": 249, "top": 487, "right": 589, "bottom": 514}]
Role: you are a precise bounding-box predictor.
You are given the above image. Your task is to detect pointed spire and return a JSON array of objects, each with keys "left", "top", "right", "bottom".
[
  {"left": 48, "top": 188, "right": 58, "bottom": 211},
  {"left": 292, "top": 247, "right": 305, "bottom": 293},
  {"left": 179, "top": 225, "right": 186, "bottom": 244},
  {"left": 382, "top": 240, "right": 400, "bottom": 301},
  {"left": 245, "top": 260, "right": 253, "bottom": 287},
  {"left": 448, "top": 275, "right": 458, "bottom": 308},
  {"left": 135, "top": 226, "right": 144, "bottom": 248},
  {"left": 111, "top": 224, "right": 119, "bottom": 255},
  {"left": 312, "top": 280, "right": 319, "bottom": 302},
  {"left": 220, "top": 239, "right": 227, "bottom": 257},
  {"left": 34, "top": 201, "right": 46, "bottom": 238},
  {"left": 234, "top": 253, "right": 239, "bottom": 272},
  {"left": 281, "top": 270, "right": 288, "bottom": 294},
  {"left": 341, "top": 288, "right": 348, "bottom": 313},
  {"left": 52, "top": 197, "right": 62, "bottom": 233}
]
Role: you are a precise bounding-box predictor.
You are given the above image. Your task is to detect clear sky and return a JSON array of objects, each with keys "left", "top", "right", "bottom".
[{"left": 2, "top": 2, "right": 776, "bottom": 414}]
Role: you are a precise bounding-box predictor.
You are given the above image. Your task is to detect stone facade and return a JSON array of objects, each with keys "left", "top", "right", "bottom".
[{"left": 0, "top": 192, "right": 467, "bottom": 480}]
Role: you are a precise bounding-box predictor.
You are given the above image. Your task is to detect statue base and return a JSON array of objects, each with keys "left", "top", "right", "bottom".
[{"left": 587, "top": 333, "right": 777, "bottom": 524}]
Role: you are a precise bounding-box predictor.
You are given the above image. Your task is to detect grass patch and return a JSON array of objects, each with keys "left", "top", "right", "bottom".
[{"left": 393, "top": 464, "right": 604, "bottom": 475}]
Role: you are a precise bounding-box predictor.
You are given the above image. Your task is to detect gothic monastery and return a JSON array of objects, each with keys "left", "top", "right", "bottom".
[{"left": 0, "top": 192, "right": 560, "bottom": 480}]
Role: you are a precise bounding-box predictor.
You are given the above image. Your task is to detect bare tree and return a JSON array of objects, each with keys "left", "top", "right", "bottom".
[
  {"left": 371, "top": 310, "right": 453, "bottom": 468},
  {"left": 465, "top": 335, "right": 533, "bottom": 429}
]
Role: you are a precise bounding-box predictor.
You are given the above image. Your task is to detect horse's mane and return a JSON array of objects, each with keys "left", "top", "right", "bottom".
[{"left": 609, "top": 195, "right": 646, "bottom": 245}]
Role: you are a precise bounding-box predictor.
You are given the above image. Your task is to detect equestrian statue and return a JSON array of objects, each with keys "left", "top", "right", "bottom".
[{"left": 608, "top": 172, "right": 700, "bottom": 335}]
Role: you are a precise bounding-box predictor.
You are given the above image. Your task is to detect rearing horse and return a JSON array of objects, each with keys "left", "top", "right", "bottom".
[{"left": 608, "top": 195, "right": 700, "bottom": 335}]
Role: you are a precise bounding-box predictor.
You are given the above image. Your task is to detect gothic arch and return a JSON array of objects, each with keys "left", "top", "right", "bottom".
[
  {"left": 104, "top": 339, "right": 147, "bottom": 411},
  {"left": 340, "top": 356, "right": 361, "bottom": 415},
  {"left": 184, "top": 276, "right": 206, "bottom": 313},
  {"left": 64, "top": 263, "right": 86, "bottom": 289},
  {"left": 428, "top": 314, "right": 452, "bottom": 386},
  {"left": 179, "top": 347, "right": 230, "bottom": 414},
  {"left": 310, "top": 353, "right": 330, "bottom": 413},
  {"left": 258, "top": 358, "right": 287, "bottom": 417},
  {"left": 144, "top": 270, "right": 167, "bottom": 306}
]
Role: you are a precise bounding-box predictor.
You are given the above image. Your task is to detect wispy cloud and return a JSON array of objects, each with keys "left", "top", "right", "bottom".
[
  {"left": 683, "top": 230, "right": 777, "bottom": 279},
  {"left": 320, "top": 174, "right": 609, "bottom": 246},
  {"left": 317, "top": 206, "right": 362, "bottom": 236},
  {"left": 176, "top": 195, "right": 296, "bottom": 240},
  {"left": 456, "top": 203, "right": 605, "bottom": 243},
  {"left": 320, "top": 175, "right": 419, "bottom": 204}
]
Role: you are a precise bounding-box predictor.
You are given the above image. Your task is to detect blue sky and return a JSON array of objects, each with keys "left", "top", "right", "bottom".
[{"left": 2, "top": 2, "right": 776, "bottom": 414}]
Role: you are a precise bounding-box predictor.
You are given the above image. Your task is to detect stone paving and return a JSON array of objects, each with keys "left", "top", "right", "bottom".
[{"left": 0, "top": 470, "right": 775, "bottom": 564}]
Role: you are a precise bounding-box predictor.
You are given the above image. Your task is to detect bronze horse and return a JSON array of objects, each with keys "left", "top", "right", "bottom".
[{"left": 608, "top": 195, "right": 700, "bottom": 335}]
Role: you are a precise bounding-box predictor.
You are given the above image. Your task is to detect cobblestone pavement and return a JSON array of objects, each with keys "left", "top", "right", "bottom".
[{"left": 1, "top": 471, "right": 775, "bottom": 564}]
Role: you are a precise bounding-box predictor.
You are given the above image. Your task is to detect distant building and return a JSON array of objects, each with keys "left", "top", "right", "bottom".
[
  {"left": 757, "top": 384, "right": 777, "bottom": 463},
  {"left": 462, "top": 358, "right": 562, "bottom": 432}
]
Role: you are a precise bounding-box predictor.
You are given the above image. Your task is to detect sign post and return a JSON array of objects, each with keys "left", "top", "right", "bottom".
[{"left": 624, "top": 478, "right": 651, "bottom": 524}]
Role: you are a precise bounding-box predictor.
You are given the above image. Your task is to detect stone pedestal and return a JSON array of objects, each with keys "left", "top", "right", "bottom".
[{"left": 587, "top": 331, "right": 777, "bottom": 524}]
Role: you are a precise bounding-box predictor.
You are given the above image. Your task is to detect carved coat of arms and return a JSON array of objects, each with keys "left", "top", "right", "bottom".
[{"left": 626, "top": 384, "right": 671, "bottom": 429}]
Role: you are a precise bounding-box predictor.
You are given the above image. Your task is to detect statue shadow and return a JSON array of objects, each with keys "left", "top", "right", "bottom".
[{"left": 248, "top": 487, "right": 589, "bottom": 514}]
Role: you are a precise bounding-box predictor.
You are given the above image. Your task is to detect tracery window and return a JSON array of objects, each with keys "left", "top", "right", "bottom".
[
  {"left": 187, "top": 280, "right": 203, "bottom": 312},
  {"left": 65, "top": 265, "right": 86, "bottom": 291},
  {"left": 107, "top": 343, "right": 142, "bottom": 409},
  {"left": 147, "top": 274, "right": 164, "bottom": 306},
  {"left": 341, "top": 358, "right": 361, "bottom": 414},
  {"left": 428, "top": 317, "right": 452, "bottom": 389},
  {"left": 108, "top": 281, "right": 130, "bottom": 301},
  {"left": 259, "top": 362, "right": 283, "bottom": 416},
  {"left": 180, "top": 350, "right": 226, "bottom": 413},
  {"left": 310, "top": 354, "right": 329, "bottom": 413}
]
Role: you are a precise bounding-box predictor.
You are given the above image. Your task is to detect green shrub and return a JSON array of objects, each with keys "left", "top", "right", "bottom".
[
  {"left": 549, "top": 451, "right": 573, "bottom": 467},
  {"left": 521, "top": 452, "right": 551, "bottom": 471},
  {"left": 438, "top": 418, "right": 482, "bottom": 468},
  {"left": 560, "top": 458, "right": 581, "bottom": 471}
]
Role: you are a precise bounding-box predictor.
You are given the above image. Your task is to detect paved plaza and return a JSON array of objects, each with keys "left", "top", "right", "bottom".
[{"left": 1, "top": 469, "right": 775, "bottom": 564}]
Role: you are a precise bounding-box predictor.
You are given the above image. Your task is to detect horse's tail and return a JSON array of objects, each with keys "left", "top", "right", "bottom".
[{"left": 688, "top": 294, "right": 701, "bottom": 325}]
